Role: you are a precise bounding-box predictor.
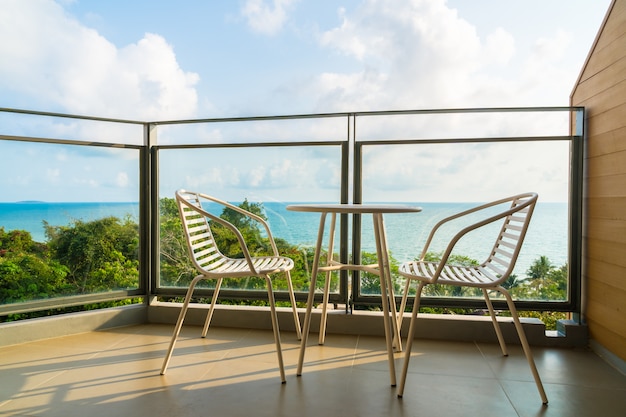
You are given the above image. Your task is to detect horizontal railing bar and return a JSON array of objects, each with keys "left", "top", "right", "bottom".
[
  {"left": 152, "top": 112, "right": 352, "bottom": 125},
  {"left": 2, "top": 133, "right": 576, "bottom": 149},
  {"left": 154, "top": 287, "right": 345, "bottom": 304},
  {"left": 0, "top": 291, "right": 143, "bottom": 316},
  {"left": 357, "top": 135, "right": 581, "bottom": 146},
  {"left": 0, "top": 134, "right": 144, "bottom": 149},
  {"left": 0, "top": 107, "right": 145, "bottom": 125},
  {"left": 352, "top": 106, "right": 582, "bottom": 117},
  {"left": 149, "top": 107, "right": 584, "bottom": 126},
  {"left": 353, "top": 294, "right": 575, "bottom": 312},
  {"left": 154, "top": 140, "right": 345, "bottom": 150},
  {"left": 1, "top": 106, "right": 583, "bottom": 127}
]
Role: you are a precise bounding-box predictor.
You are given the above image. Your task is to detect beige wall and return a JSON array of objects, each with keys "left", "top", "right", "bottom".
[{"left": 571, "top": 0, "right": 626, "bottom": 362}]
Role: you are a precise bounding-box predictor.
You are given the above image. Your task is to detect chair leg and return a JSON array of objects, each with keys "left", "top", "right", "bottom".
[
  {"left": 202, "top": 277, "right": 223, "bottom": 338},
  {"left": 265, "top": 276, "right": 286, "bottom": 383},
  {"left": 482, "top": 288, "right": 508, "bottom": 356},
  {"left": 286, "top": 270, "right": 302, "bottom": 340},
  {"left": 161, "top": 275, "right": 203, "bottom": 375},
  {"left": 397, "top": 281, "right": 425, "bottom": 398},
  {"left": 318, "top": 269, "right": 332, "bottom": 345},
  {"left": 397, "top": 278, "right": 413, "bottom": 331},
  {"left": 498, "top": 286, "right": 548, "bottom": 405}
]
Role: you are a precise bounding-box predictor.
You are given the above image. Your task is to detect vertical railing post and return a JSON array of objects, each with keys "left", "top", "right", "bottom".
[
  {"left": 351, "top": 114, "right": 363, "bottom": 308},
  {"left": 570, "top": 107, "right": 586, "bottom": 323},
  {"left": 145, "top": 123, "right": 159, "bottom": 303},
  {"left": 338, "top": 115, "right": 352, "bottom": 309}
]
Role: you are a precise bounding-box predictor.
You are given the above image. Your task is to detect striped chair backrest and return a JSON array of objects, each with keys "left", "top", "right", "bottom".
[
  {"left": 481, "top": 193, "right": 537, "bottom": 282},
  {"left": 176, "top": 190, "right": 225, "bottom": 273}
]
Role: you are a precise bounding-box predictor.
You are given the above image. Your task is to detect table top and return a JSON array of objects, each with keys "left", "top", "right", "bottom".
[{"left": 286, "top": 203, "right": 422, "bottom": 214}]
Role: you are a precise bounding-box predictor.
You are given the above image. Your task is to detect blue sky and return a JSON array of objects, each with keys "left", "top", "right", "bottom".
[{"left": 0, "top": 0, "right": 613, "bottom": 202}]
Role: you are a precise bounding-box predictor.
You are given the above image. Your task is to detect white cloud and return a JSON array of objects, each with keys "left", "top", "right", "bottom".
[
  {"left": 360, "top": 139, "right": 569, "bottom": 202},
  {"left": 0, "top": 0, "right": 199, "bottom": 120},
  {"left": 241, "top": 0, "right": 297, "bottom": 36},
  {"left": 312, "top": 0, "right": 578, "bottom": 111},
  {"left": 484, "top": 27, "right": 515, "bottom": 65},
  {"left": 46, "top": 168, "right": 61, "bottom": 183},
  {"left": 248, "top": 166, "right": 267, "bottom": 187},
  {"left": 0, "top": 0, "right": 595, "bottom": 204},
  {"left": 513, "top": 30, "right": 574, "bottom": 106},
  {"left": 116, "top": 172, "right": 129, "bottom": 188}
]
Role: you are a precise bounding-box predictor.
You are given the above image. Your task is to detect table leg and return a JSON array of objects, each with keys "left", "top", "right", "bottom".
[
  {"left": 372, "top": 213, "right": 397, "bottom": 387},
  {"left": 297, "top": 212, "right": 327, "bottom": 376},
  {"left": 374, "top": 213, "right": 401, "bottom": 347},
  {"left": 319, "top": 212, "right": 336, "bottom": 345},
  {"left": 374, "top": 214, "right": 403, "bottom": 352}
]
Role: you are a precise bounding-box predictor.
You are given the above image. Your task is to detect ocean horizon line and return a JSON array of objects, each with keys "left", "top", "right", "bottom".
[
  {"left": 1, "top": 200, "right": 569, "bottom": 205},
  {"left": 0, "top": 199, "right": 569, "bottom": 273}
]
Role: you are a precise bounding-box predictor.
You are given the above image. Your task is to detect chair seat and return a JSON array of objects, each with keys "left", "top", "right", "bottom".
[
  {"left": 400, "top": 261, "right": 500, "bottom": 288},
  {"left": 202, "top": 255, "right": 294, "bottom": 275}
]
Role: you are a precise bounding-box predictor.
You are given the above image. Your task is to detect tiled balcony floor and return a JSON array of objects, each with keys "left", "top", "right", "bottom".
[{"left": 1, "top": 323, "right": 626, "bottom": 417}]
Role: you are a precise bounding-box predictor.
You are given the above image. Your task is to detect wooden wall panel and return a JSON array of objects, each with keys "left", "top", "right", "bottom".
[
  {"left": 584, "top": 218, "right": 626, "bottom": 243},
  {"left": 585, "top": 101, "right": 626, "bottom": 137},
  {"left": 577, "top": 79, "right": 626, "bottom": 118},
  {"left": 586, "top": 196, "right": 626, "bottom": 220},
  {"left": 585, "top": 173, "right": 626, "bottom": 197},
  {"left": 587, "top": 281, "right": 626, "bottom": 336},
  {"left": 574, "top": 52, "right": 626, "bottom": 103},
  {"left": 585, "top": 239, "right": 626, "bottom": 268},
  {"left": 586, "top": 318, "right": 626, "bottom": 359},
  {"left": 572, "top": 0, "right": 626, "bottom": 362},
  {"left": 585, "top": 258, "right": 626, "bottom": 291},
  {"left": 584, "top": 126, "right": 626, "bottom": 158},
  {"left": 577, "top": 36, "right": 626, "bottom": 88},
  {"left": 587, "top": 150, "right": 626, "bottom": 178},
  {"left": 577, "top": 4, "right": 626, "bottom": 84}
]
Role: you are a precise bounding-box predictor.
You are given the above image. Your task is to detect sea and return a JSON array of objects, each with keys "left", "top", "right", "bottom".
[{"left": 0, "top": 201, "right": 568, "bottom": 278}]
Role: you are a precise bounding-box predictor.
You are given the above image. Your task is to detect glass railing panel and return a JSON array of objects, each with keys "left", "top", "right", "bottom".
[
  {"left": 0, "top": 110, "right": 144, "bottom": 145},
  {"left": 357, "top": 140, "right": 570, "bottom": 303},
  {"left": 355, "top": 108, "right": 572, "bottom": 141},
  {"left": 0, "top": 139, "right": 141, "bottom": 307},
  {"left": 157, "top": 145, "right": 343, "bottom": 296},
  {"left": 155, "top": 114, "right": 348, "bottom": 146}
]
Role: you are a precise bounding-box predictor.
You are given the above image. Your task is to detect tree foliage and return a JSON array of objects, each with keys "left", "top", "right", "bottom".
[
  {"left": 44, "top": 216, "right": 139, "bottom": 293},
  {"left": 1, "top": 199, "right": 569, "bottom": 329},
  {"left": 0, "top": 215, "right": 140, "bottom": 308},
  {"left": 0, "top": 227, "right": 69, "bottom": 303}
]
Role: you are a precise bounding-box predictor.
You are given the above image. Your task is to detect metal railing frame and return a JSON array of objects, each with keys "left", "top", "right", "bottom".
[
  {"left": 0, "top": 107, "right": 584, "bottom": 316},
  {"left": 350, "top": 107, "right": 584, "bottom": 313}
]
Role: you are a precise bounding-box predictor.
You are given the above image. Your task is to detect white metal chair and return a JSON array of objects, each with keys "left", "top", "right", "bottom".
[
  {"left": 160, "top": 190, "right": 302, "bottom": 383},
  {"left": 396, "top": 192, "right": 548, "bottom": 404}
]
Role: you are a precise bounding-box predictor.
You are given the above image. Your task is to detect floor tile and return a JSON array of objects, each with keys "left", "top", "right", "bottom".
[{"left": 1, "top": 324, "right": 625, "bottom": 417}]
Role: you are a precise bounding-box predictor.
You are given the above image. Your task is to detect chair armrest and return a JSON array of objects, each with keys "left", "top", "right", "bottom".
[{"left": 421, "top": 193, "right": 536, "bottom": 267}]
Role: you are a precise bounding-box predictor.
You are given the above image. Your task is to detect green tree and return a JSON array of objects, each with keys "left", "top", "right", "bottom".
[
  {"left": 212, "top": 199, "right": 272, "bottom": 258},
  {"left": 501, "top": 273, "right": 522, "bottom": 290},
  {"left": 516, "top": 257, "right": 567, "bottom": 301},
  {"left": 45, "top": 216, "right": 139, "bottom": 293},
  {"left": 527, "top": 255, "right": 552, "bottom": 280},
  {"left": 159, "top": 198, "right": 196, "bottom": 286},
  {"left": 0, "top": 227, "right": 69, "bottom": 303}
]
